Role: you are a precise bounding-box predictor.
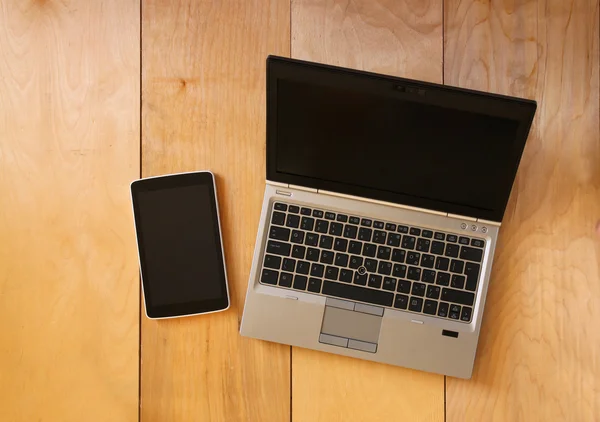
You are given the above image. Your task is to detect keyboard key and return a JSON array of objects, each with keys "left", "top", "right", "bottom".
[
  {"left": 291, "top": 230, "right": 304, "bottom": 244},
  {"left": 411, "top": 282, "right": 426, "bottom": 296},
  {"left": 306, "top": 248, "right": 320, "bottom": 262},
  {"left": 409, "top": 297, "right": 423, "bottom": 312},
  {"left": 301, "top": 217, "right": 315, "bottom": 231},
  {"left": 402, "top": 235, "right": 416, "bottom": 250},
  {"left": 308, "top": 278, "right": 322, "bottom": 293},
  {"left": 261, "top": 269, "right": 278, "bottom": 285},
  {"left": 387, "top": 233, "right": 401, "bottom": 247},
  {"left": 407, "top": 266, "right": 421, "bottom": 281},
  {"left": 339, "top": 269, "right": 353, "bottom": 283},
  {"left": 288, "top": 205, "right": 300, "bottom": 214},
  {"left": 461, "top": 306, "right": 473, "bottom": 322},
  {"left": 329, "top": 222, "right": 343, "bottom": 236},
  {"left": 267, "top": 240, "right": 291, "bottom": 256},
  {"left": 383, "top": 277, "right": 397, "bottom": 291},
  {"left": 450, "top": 259, "right": 465, "bottom": 273},
  {"left": 361, "top": 218, "right": 372, "bottom": 227},
  {"left": 364, "top": 258, "right": 377, "bottom": 273},
  {"left": 392, "top": 248, "right": 405, "bottom": 263},
  {"left": 349, "top": 256, "right": 363, "bottom": 269},
  {"left": 471, "top": 238, "right": 485, "bottom": 248},
  {"left": 397, "top": 225, "right": 409, "bottom": 234},
  {"left": 349, "top": 241, "right": 362, "bottom": 255},
  {"left": 292, "top": 245, "right": 306, "bottom": 259},
  {"left": 406, "top": 251, "right": 420, "bottom": 265},
  {"left": 426, "top": 285, "right": 441, "bottom": 299},
  {"left": 349, "top": 216, "right": 360, "bottom": 224},
  {"left": 449, "top": 304, "right": 461, "bottom": 319},
  {"left": 377, "top": 261, "right": 392, "bottom": 276},
  {"left": 434, "top": 232, "right": 445, "bottom": 241},
  {"left": 446, "top": 234, "right": 458, "bottom": 243},
  {"left": 322, "top": 280, "right": 394, "bottom": 307},
  {"left": 343, "top": 224, "right": 358, "bottom": 239},
  {"left": 293, "top": 275, "right": 308, "bottom": 290},
  {"left": 437, "top": 302, "right": 449, "bottom": 317},
  {"left": 270, "top": 226, "right": 290, "bottom": 241},
  {"left": 264, "top": 254, "right": 281, "bottom": 269},
  {"left": 310, "top": 263, "right": 324, "bottom": 277},
  {"left": 282, "top": 258, "right": 296, "bottom": 272},
  {"left": 435, "top": 256, "right": 449, "bottom": 271},
  {"left": 274, "top": 203, "right": 287, "bottom": 211},
  {"left": 421, "top": 270, "right": 436, "bottom": 283},
  {"left": 337, "top": 214, "right": 348, "bottom": 223},
  {"left": 445, "top": 243, "right": 459, "bottom": 258},
  {"left": 451, "top": 274, "right": 465, "bottom": 289},
  {"left": 385, "top": 223, "right": 397, "bottom": 231},
  {"left": 313, "top": 210, "right": 324, "bottom": 218},
  {"left": 316, "top": 219, "right": 329, "bottom": 233},
  {"left": 394, "top": 294, "right": 409, "bottom": 309},
  {"left": 300, "top": 207, "right": 311, "bottom": 216},
  {"left": 373, "top": 230, "right": 386, "bottom": 244},
  {"left": 305, "top": 233, "right": 319, "bottom": 247},
  {"left": 393, "top": 264, "right": 407, "bottom": 278},
  {"left": 368, "top": 274, "right": 382, "bottom": 288},
  {"left": 374, "top": 221, "right": 384, "bottom": 229},
  {"left": 271, "top": 211, "right": 286, "bottom": 226},
  {"left": 464, "top": 262, "right": 480, "bottom": 291},
  {"left": 377, "top": 246, "right": 391, "bottom": 260},
  {"left": 325, "top": 266, "right": 339, "bottom": 280},
  {"left": 397, "top": 279, "right": 411, "bottom": 293},
  {"left": 421, "top": 230, "right": 433, "bottom": 238},
  {"left": 279, "top": 272, "right": 293, "bottom": 287},
  {"left": 334, "top": 253, "right": 349, "bottom": 267},
  {"left": 363, "top": 243, "right": 377, "bottom": 257},
  {"left": 459, "top": 236, "right": 470, "bottom": 245},
  {"left": 296, "top": 261, "right": 310, "bottom": 275},
  {"left": 431, "top": 241, "right": 445, "bottom": 255},
  {"left": 325, "top": 212, "right": 336, "bottom": 220},
  {"left": 286, "top": 214, "right": 300, "bottom": 228},
  {"left": 441, "top": 288, "right": 475, "bottom": 306},
  {"left": 334, "top": 238, "right": 348, "bottom": 252},
  {"left": 416, "top": 238, "right": 430, "bottom": 252},
  {"left": 460, "top": 246, "right": 484, "bottom": 262},
  {"left": 423, "top": 300, "right": 437, "bottom": 315},
  {"left": 353, "top": 272, "right": 367, "bottom": 285},
  {"left": 320, "top": 250, "right": 334, "bottom": 265},
  {"left": 421, "top": 254, "right": 435, "bottom": 268},
  {"left": 436, "top": 272, "right": 450, "bottom": 286},
  {"left": 358, "top": 227, "right": 372, "bottom": 241},
  {"left": 319, "top": 235, "right": 334, "bottom": 249},
  {"left": 410, "top": 227, "right": 421, "bottom": 236}
]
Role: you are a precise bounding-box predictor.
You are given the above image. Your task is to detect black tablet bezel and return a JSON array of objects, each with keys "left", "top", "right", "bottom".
[
  {"left": 266, "top": 56, "right": 537, "bottom": 222},
  {"left": 131, "top": 171, "right": 229, "bottom": 319}
]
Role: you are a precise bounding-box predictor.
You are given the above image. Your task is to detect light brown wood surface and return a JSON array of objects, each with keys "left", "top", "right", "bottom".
[
  {"left": 291, "top": 1, "right": 444, "bottom": 421},
  {"left": 444, "top": 0, "right": 600, "bottom": 421},
  {"left": 140, "top": 1, "right": 290, "bottom": 421},
  {"left": 0, "top": 1, "right": 140, "bottom": 421}
]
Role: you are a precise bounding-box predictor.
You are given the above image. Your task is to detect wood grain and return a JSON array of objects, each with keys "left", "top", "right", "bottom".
[
  {"left": 0, "top": 1, "right": 140, "bottom": 421},
  {"left": 291, "top": 1, "right": 444, "bottom": 421},
  {"left": 445, "top": 0, "right": 600, "bottom": 421},
  {"left": 140, "top": 1, "right": 290, "bottom": 421}
]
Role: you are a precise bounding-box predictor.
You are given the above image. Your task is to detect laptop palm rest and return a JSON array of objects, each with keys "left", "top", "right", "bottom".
[{"left": 319, "top": 299, "right": 382, "bottom": 353}]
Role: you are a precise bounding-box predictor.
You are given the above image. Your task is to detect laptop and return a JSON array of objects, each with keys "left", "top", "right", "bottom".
[{"left": 240, "top": 56, "right": 536, "bottom": 378}]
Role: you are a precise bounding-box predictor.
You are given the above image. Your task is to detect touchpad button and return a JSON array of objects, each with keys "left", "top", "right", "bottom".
[{"left": 321, "top": 306, "right": 382, "bottom": 344}]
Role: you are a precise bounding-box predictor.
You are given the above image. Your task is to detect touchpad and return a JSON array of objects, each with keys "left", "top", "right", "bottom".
[{"left": 321, "top": 306, "right": 382, "bottom": 344}]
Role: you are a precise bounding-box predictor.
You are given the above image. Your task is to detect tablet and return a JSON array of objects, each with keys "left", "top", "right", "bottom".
[{"left": 131, "top": 171, "right": 229, "bottom": 318}]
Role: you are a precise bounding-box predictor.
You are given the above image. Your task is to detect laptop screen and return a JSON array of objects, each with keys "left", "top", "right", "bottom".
[{"left": 267, "top": 57, "right": 536, "bottom": 222}]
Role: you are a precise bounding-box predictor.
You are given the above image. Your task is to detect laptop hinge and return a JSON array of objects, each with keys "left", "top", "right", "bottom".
[
  {"left": 267, "top": 180, "right": 289, "bottom": 188},
  {"left": 475, "top": 218, "right": 501, "bottom": 227},
  {"left": 447, "top": 213, "right": 477, "bottom": 222},
  {"left": 289, "top": 184, "right": 318, "bottom": 193}
]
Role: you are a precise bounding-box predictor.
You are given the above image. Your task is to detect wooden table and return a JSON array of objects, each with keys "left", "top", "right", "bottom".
[{"left": 1, "top": 1, "right": 598, "bottom": 421}]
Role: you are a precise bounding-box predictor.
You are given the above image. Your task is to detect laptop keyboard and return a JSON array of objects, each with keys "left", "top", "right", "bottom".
[{"left": 260, "top": 202, "right": 486, "bottom": 323}]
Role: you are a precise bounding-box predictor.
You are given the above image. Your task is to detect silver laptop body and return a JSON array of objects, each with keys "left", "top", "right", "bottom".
[{"left": 240, "top": 56, "right": 536, "bottom": 378}]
